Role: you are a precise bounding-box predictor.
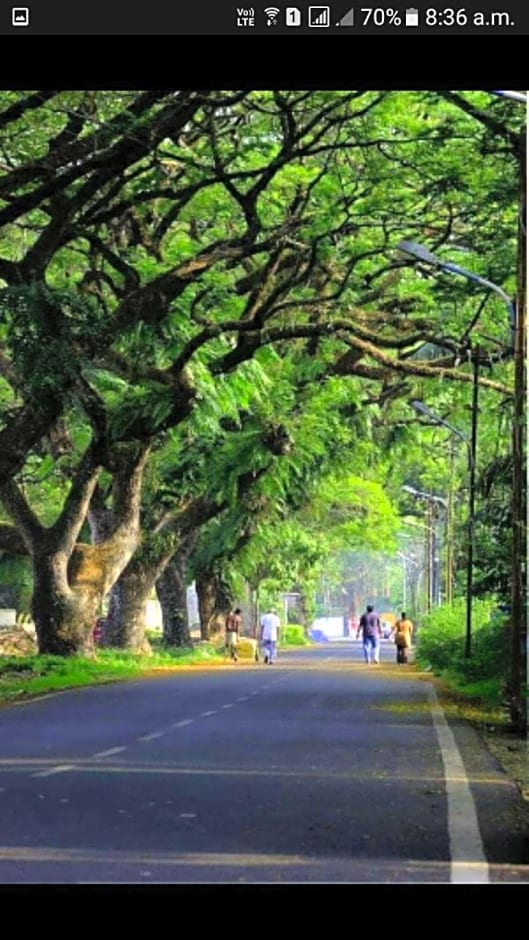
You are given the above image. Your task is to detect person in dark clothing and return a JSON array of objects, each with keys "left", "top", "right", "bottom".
[
  {"left": 357, "top": 604, "right": 382, "bottom": 664},
  {"left": 225, "top": 608, "right": 242, "bottom": 662}
]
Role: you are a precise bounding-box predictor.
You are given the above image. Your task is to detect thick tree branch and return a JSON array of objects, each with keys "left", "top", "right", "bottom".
[
  {"left": 0, "top": 479, "right": 43, "bottom": 552},
  {"left": 438, "top": 92, "right": 519, "bottom": 152},
  {"left": 48, "top": 441, "right": 103, "bottom": 556}
]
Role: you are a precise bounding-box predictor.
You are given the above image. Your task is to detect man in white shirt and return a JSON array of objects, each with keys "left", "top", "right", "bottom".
[{"left": 260, "top": 608, "right": 280, "bottom": 664}]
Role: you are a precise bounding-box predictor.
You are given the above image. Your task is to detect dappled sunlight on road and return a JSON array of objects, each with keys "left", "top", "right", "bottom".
[
  {"left": 0, "top": 757, "right": 514, "bottom": 787},
  {"left": 0, "top": 844, "right": 525, "bottom": 882}
]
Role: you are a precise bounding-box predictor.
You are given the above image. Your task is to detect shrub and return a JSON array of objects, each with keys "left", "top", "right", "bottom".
[
  {"left": 416, "top": 598, "right": 509, "bottom": 684},
  {"left": 281, "top": 624, "right": 309, "bottom": 646}
]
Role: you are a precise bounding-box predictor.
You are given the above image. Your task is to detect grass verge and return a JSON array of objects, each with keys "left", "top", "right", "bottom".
[{"left": 0, "top": 642, "right": 224, "bottom": 705}]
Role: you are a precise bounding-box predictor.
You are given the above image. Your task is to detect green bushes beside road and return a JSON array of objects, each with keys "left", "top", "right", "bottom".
[
  {"left": 416, "top": 599, "right": 510, "bottom": 704},
  {"left": 281, "top": 624, "right": 310, "bottom": 646}
]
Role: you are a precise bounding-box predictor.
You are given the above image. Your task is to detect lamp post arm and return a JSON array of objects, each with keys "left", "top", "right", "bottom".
[
  {"left": 402, "top": 485, "right": 447, "bottom": 509},
  {"left": 410, "top": 401, "right": 474, "bottom": 469},
  {"left": 440, "top": 262, "right": 516, "bottom": 330}
]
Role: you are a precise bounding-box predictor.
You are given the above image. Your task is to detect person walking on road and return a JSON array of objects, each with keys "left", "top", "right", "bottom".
[
  {"left": 393, "top": 611, "right": 414, "bottom": 664},
  {"left": 225, "top": 608, "right": 242, "bottom": 662},
  {"left": 357, "top": 604, "right": 382, "bottom": 664},
  {"left": 260, "top": 607, "right": 280, "bottom": 664}
]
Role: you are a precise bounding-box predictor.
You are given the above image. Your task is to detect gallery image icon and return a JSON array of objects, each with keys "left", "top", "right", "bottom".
[
  {"left": 11, "top": 6, "right": 30, "bottom": 25},
  {"left": 308, "top": 5, "right": 330, "bottom": 26}
]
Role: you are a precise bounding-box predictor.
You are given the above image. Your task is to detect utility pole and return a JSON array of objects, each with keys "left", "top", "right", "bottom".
[
  {"left": 426, "top": 501, "right": 433, "bottom": 613},
  {"left": 510, "top": 127, "right": 527, "bottom": 734},
  {"left": 465, "top": 346, "right": 479, "bottom": 658},
  {"left": 446, "top": 445, "right": 454, "bottom": 606}
]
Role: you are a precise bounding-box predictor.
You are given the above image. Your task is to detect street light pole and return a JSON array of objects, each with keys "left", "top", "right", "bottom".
[
  {"left": 402, "top": 485, "right": 448, "bottom": 610},
  {"left": 399, "top": 237, "right": 519, "bottom": 675},
  {"left": 410, "top": 401, "right": 475, "bottom": 657},
  {"left": 446, "top": 443, "right": 455, "bottom": 606},
  {"left": 466, "top": 354, "right": 479, "bottom": 658}
]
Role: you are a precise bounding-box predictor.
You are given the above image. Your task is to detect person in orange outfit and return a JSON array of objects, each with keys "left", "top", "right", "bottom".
[{"left": 393, "top": 612, "right": 414, "bottom": 664}]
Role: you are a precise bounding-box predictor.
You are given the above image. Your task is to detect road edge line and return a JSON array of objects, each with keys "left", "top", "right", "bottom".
[{"left": 427, "top": 685, "right": 489, "bottom": 883}]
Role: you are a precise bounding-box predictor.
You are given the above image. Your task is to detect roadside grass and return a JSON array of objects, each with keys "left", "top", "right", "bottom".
[
  {"left": 375, "top": 665, "right": 507, "bottom": 728},
  {"left": 0, "top": 641, "right": 224, "bottom": 705},
  {"left": 428, "top": 672, "right": 507, "bottom": 727}
]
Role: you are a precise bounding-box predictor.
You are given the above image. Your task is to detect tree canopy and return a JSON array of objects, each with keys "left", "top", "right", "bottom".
[{"left": 0, "top": 90, "right": 523, "bottom": 662}]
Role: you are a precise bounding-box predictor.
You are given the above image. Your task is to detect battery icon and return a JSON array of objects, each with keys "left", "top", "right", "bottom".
[{"left": 405, "top": 8, "right": 419, "bottom": 26}]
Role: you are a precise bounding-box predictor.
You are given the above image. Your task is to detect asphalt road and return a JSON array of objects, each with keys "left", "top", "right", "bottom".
[{"left": 0, "top": 640, "right": 527, "bottom": 884}]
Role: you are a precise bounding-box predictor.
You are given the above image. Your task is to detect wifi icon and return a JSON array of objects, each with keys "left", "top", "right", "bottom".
[{"left": 264, "top": 6, "right": 280, "bottom": 24}]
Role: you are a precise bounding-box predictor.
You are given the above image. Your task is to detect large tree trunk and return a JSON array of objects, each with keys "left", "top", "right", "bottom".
[
  {"left": 195, "top": 570, "right": 232, "bottom": 640},
  {"left": 156, "top": 554, "right": 192, "bottom": 648},
  {"left": 104, "top": 496, "right": 221, "bottom": 650},
  {"left": 105, "top": 572, "right": 152, "bottom": 654},
  {"left": 104, "top": 536, "right": 182, "bottom": 651},
  {"left": 32, "top": 549, "right": 99, "bottom": 656},
  {"left": 0, "top": 440, "right": 150, "bottom": 657}
]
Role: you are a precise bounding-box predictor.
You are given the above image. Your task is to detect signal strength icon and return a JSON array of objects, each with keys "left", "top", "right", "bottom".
[
  {"left": 264, "top": 6, "right": 280, "bottom": 24},
  {"left": 308, "top": 6, "right": 330, "bottom": 26},
  {"left": 337, "top": 6, "right": 355, "bottom": 25}
]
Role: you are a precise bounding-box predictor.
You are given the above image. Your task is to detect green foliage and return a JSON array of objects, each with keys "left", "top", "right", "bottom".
[
  {"left": 0, "top": 556, "right": 32, "bottom": 611},
  {"left": 416, "top": 599, "right": 509, "bottom": 685},
  {"left": 282, "top": 624, "right": 309, "bottom": 646}
]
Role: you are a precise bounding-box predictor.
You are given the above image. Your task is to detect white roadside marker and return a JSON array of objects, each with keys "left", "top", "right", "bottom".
[
  {"left": 33, "top": 765, "right": 74, "bottom": 778},
  {"left": 93, "top": 746, "right": 126, "bottom": 758},
  {"left": 138, "top": 731, "right": 165, "bottom": 741},
  {"left": 428, "top": 686, "right": 489, "bottom": 883}
]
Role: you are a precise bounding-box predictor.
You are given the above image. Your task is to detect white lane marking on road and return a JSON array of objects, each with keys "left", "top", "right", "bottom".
[
  {"left": 236, "top": 697, "right": 249, "bottom": 702},
  {"left": 172, "top": 719, "right": 193, "bottom": 727},
  {"left": 33, "top": 765, "right": 74, "bottom": 778},
  {"left": 427, "top": 686, "right": 489, "bottom": 883},
  {"left": 138, "top": 731, "right": 165, "bottom": 741},
  {"left": 93, "top": 746, "right": 126, "bottom": 758},
  {"left": 221, "top": 704, "right": 234, "bottom": 709},
  {"left": 180, "top": 813, "right": 197, "bottom": 818},
  {"left": 200, "top": 710, "right": 217, "bottom": 717}
]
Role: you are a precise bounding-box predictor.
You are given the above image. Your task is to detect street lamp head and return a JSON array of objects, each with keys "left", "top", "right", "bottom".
[
  {"left": 401, "top": 483, "right": 447, "bottom": 508},
  {"left": 491, "top": 90, "right": 527, "bottom": 103},
  {"left": 410, "top": 399, "right": 433, "bottom": 418},
  {"left": 410, "top": 399, "right": 472, "bottom": 451},
  {"left": 397, "top": 240, "right": 441, "bottom": 266}
]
